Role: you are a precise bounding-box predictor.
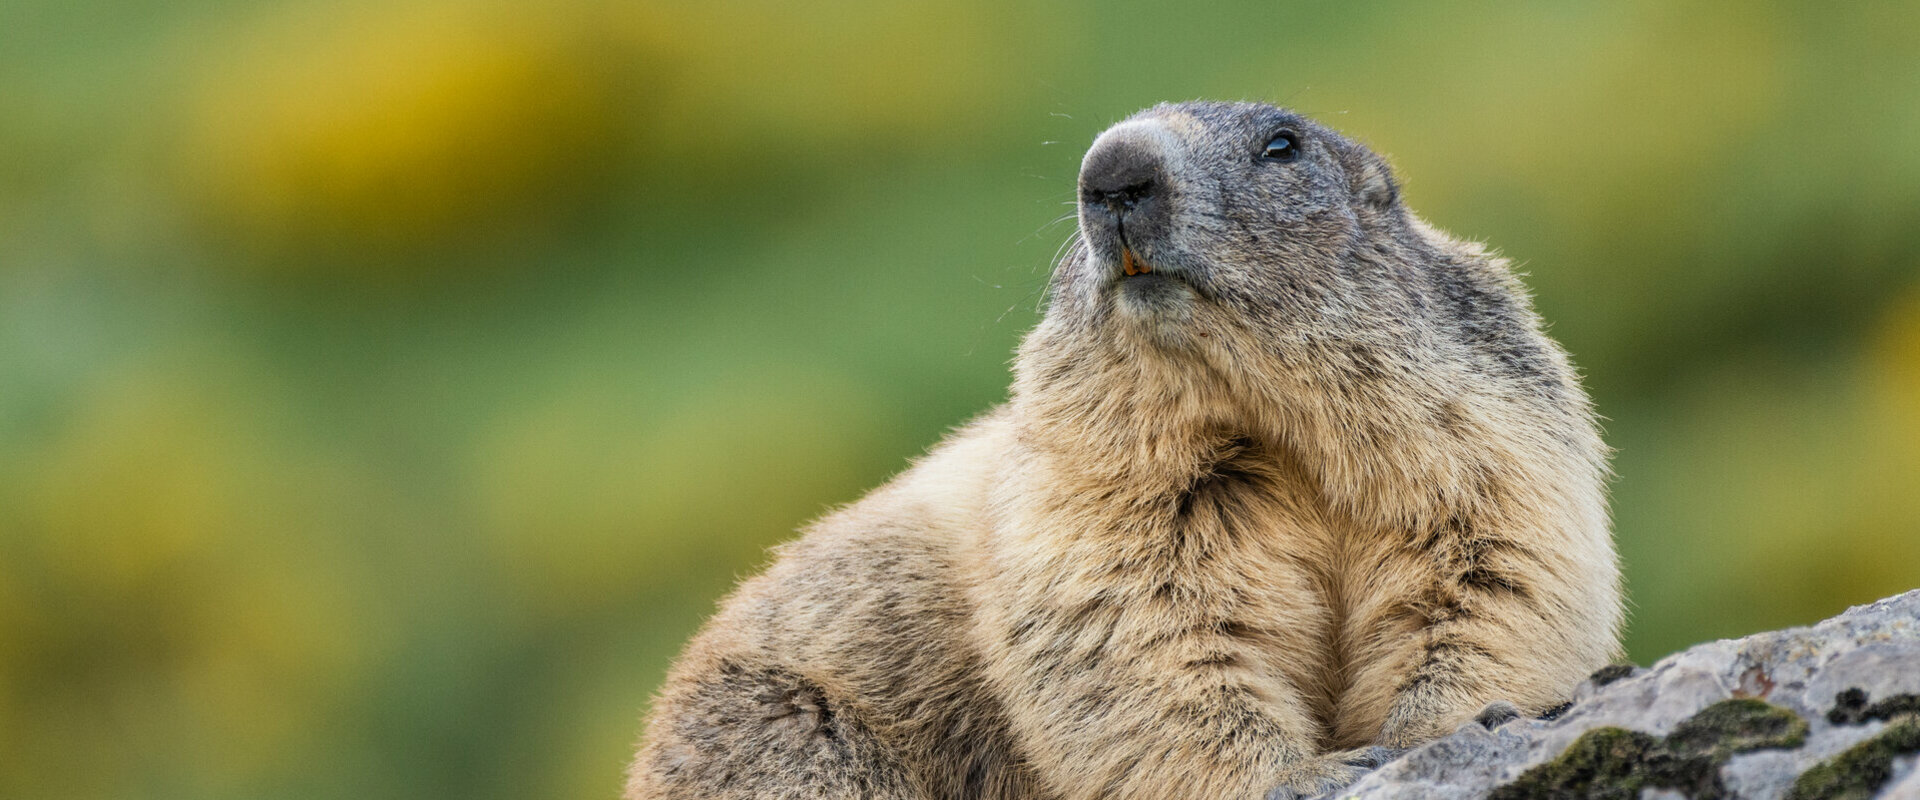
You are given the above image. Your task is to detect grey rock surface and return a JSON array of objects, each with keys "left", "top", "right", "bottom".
[{"left": 1329, "top": 589, "right": 1920, "bottom": 800}]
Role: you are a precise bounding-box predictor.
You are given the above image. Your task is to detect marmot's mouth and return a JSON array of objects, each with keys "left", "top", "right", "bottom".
[{"left": 1122, "top": 246, "right": 1153, "bottom": 276}]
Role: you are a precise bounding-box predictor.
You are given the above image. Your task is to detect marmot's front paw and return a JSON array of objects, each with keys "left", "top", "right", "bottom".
[{"left": 1260, "top": 747, "right": 1403, "bottom": 800}]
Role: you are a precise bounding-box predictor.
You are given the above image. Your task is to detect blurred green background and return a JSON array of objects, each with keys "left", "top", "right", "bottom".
[{"left": 2, "top": 0, "right": 1918, "bottom": 797}]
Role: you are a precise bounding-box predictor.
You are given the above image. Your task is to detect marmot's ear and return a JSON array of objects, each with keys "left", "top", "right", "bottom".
[{"left": 1348, "top": 147, "right": 1399, "bottom": 209}]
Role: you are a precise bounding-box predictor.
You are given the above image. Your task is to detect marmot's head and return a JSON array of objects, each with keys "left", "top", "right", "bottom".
[
  {"left": 1049, "top": 101, "right": 1411, "bottom": 348},
  {"left": 1023, "top": 101, "right": 1568, "bottom": 436}
]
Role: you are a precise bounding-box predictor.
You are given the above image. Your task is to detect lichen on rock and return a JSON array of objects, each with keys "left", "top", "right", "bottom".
[
  {"left": 1322, "top": 589, "right": 1920, "bottom": 800},
  {"left": 1786, "top": 716, "right": 1920, "bottom": 800},
  {"left": 1488, "top": 699, "right": 1806, "bottom": 800},
  {"left": 1825, "top": 688, "right": 1920, "bottom": 726},
  {"left": 1785, "top": 691, "right": 1920, "bottom": 800}
]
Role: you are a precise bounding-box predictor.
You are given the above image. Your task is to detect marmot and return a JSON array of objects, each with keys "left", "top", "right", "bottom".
[{"left": 625, "top": 101, "right": 1622, "bottom": 800}]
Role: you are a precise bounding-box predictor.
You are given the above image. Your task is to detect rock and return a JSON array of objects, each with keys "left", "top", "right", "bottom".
[{"left": 1328, "top": 589, "right": 1920, "bottom": 800}]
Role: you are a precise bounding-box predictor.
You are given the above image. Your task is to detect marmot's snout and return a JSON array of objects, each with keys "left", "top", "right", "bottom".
[{"left": 1078, "top": 124, "right": 1176, "bottom": 276}]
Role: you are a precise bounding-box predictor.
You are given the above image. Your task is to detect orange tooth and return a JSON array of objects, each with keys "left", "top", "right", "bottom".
[{"left": 1123, "top": 248, "right": 1151, "bottom": 276}]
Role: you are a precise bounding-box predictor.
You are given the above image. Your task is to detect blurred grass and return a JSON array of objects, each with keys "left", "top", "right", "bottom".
[{"left": 1, "top": 0, "right": 1917, "bottom": 798}]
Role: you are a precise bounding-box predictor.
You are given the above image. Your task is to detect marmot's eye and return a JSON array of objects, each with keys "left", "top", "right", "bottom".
[{"left": 1261, "top": 132, "right": 1300, "bottom": 162}]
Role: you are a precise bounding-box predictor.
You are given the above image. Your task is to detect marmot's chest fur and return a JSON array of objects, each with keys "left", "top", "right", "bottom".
[{"left": 627, "top": 101, "right": 1622, "bottom": 800}]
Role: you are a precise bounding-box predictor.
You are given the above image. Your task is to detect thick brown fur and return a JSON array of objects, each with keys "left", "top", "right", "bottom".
[{"left": 626, "top": 102, "right": 1622, "bottom": 800}]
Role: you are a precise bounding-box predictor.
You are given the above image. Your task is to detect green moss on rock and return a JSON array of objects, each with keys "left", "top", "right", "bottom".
[
  {"left": 1490, "top": 699, "right": 1809, "bottom": 800},
  {"left": 1666, "top": 698, "right": 1809, "bottom": 758},
  {"left": 1786, "top": 717, "right": 1920, "bottom": 800},
  {"left": 1487, "top": 727, "right": 1659, "bottom": 800}
]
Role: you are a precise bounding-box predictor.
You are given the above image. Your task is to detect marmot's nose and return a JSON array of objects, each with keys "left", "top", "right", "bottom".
[{"left": 1079, "top": 138, "right": 1163, "bottom": 221}]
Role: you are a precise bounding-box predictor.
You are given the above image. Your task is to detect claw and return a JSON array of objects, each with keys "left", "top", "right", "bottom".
[
  {"left": 1344, "top": 745, "right": 1407, "bottom": 769},
  {"left": 1263, "top": 747, "right": 1402, "bottom": 800},
  {"left": 1263, "top": 779, "right": 1344, "bottom": 800},
  {"left": 1474, "top": 699, "right": 1524, "bottom": 730}
]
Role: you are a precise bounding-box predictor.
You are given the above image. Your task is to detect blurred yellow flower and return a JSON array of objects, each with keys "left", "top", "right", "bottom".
[
  {"left": 174, "top": 0, "right": 1032, "bottom": 271},
  {"left": 1868, "top": 280, "right": 1920, "bottom": 458},
  {"left": 180, "top": 2, "right": 629, "bottom": 259},
  {"left": 2, "top": 356, "right": 376, "bottom": 796}
]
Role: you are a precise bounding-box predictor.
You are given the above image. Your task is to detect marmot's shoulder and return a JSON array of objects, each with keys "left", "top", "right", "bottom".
[{"left": 699, "top": 405, "right": 1016, "bottom": 643}]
